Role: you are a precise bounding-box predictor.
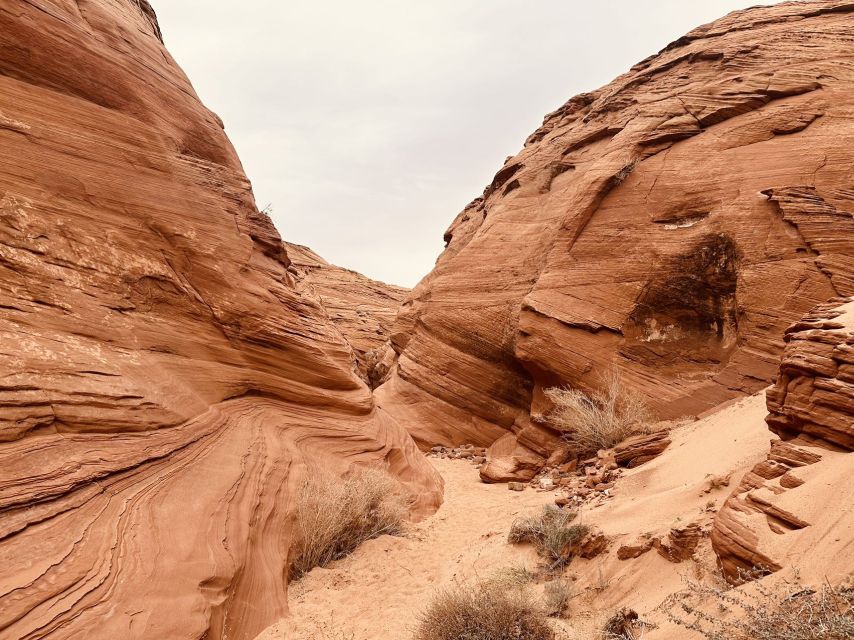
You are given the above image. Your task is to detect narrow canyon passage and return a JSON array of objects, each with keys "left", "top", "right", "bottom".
[
  {"left": 3, "top": 2, "right": 854, "bottom": 638},
  {"left": 259, "top": 393, "right": 787, "bottom": 640},
  {"left": 259, "top": 458, "right": 556, "bottom": 640}
]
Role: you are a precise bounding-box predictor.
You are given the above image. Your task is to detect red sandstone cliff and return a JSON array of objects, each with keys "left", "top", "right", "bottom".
[
  {"left": 377, "top": 1, "right": 854, "bottom": 482},
  {"left": 0, "top": 2, "right": 440, "bottom": 639},
  {"left": 713, "top": 297, "right": 854, "bottom": 583}
]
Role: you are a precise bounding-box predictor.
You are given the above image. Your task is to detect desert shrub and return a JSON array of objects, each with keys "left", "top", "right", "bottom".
[
  {"left": 509, "top": 505, "right": 589, "bottom": 568},
  {"left": 289, "top": 466, "right": 408, "bottom": 579},
  {"left": 545, "top": 371, "right": 649, "bottom": 455},
  {"left": 601, "top": 608, "right": 641, "bottom": 639},
  {"left": 493, "top": 564, "right": 537, "bottom": 587},
  {"left": 415, "top": 579, "right": 555, "bottom": 640},
  {"left": 544, "top": 579, "right": 573, "bottom": 618},
  {"left": 665, "top": 574, "right": 854, "bottom": 640}
]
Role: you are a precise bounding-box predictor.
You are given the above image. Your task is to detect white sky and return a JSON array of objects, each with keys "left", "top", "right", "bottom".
[{"left": 155, "top": 1, "right": 783, "bottom": 287}]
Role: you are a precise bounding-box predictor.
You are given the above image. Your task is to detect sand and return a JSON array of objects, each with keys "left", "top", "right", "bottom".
[
  {"left": 255, "top": 391, "right": 783, "bottom": 640},
  {"left": 258, "top": 457, "right": 555, "bottom": 639}
]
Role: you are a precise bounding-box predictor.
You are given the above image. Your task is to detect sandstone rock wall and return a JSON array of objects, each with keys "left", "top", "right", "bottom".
[
  {"left": 378, "top": 1, "right": 854, "bottom": 475},
  {"left": 0, "top": 2, "right": 440, "bottom": 639},
  {"left": 712, "top": 297, "right": 854, "bottom": 582},
  {"left": 285, "top": 243, "right": 407, "bottom": 387}
]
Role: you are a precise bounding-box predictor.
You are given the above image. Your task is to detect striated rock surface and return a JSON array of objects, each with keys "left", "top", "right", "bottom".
[
  {"left": 0, "top": 3, "right": 440, "bottom": 639},
  {"left": 378, "top": 1, "right": 854, "bottom": 478},
  {"left": 712, "top": 297, "right": 854, "bottom": 583},
  {"left": 613, "top": 431, "right": 671, "bottom": 468},
  {"left": 285, "top": 243, "right": 408, "bottom": 387}
]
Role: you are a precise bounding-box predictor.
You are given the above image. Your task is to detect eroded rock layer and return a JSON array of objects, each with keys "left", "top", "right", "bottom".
[
  {"left": 285, "top": 243, "right": 407, "bottom": 387},
  {"left": 378, "top": 1, "right": 854, "bottom": 475},
  {"left": 712, "top": 297, "right": 854, "bottom": 583},
  {"left": 0, "top": 2, "right": 441, "bottom": 639}
]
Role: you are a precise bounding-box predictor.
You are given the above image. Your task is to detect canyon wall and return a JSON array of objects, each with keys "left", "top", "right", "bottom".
[
  {"left": 0, "top": 2, "right": 440, "bottom": 639},
  {"left": 378, "top": 1, "right": 854, "bottom": 480},
  {"left": 285, "top": 243, "right": 407, "bottom": 387},
  {"left": 712, "top": 297, "right": 854, "bottom": 583}
]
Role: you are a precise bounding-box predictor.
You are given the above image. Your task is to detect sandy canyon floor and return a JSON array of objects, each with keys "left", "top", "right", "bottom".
[{"left": 258, "top": 393, "right": 775, "bottom": 640}]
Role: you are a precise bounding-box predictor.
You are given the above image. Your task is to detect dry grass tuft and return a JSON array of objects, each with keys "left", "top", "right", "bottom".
[
  {"left": 289, "top": 466, "right": 408, "bottom": 579},
  {"left": 544, "top": 579, "right": 573, "bottom": 618},
  {"left": 492, "top": 564, "right": 537, "bottom": 587},
  {"left": 665, "top": 573, "right": 854, "bottom": 640},
  {"left": 601, "top": 608, "right": 641, "bottom": 639},
  {"left": 415, "top": 579, "right": 555, "bottom": 640},
  {"left": 545, "top": 371, "right": 650, "bottom": 455},
  {"left": 509, "top": 505, "right": 589, "bottom": 568}
]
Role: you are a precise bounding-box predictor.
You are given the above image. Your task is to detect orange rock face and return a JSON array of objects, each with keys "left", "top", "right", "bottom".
[
  {"left": 285, "top": 243, "right": 407, "bottom": 387},
  {"left": 0, "top": 2, "right": 440, "bottom": 639},
  {"left": 379, "top": 1, "right": 854, "bottom": 475},
  {"left": 712, "top": 297, "right": 854, "bottom": 583}
]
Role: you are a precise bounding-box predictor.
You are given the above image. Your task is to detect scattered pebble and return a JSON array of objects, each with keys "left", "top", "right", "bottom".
[{"left": 428, "top": 444, "right": 489, "bottom": 469}]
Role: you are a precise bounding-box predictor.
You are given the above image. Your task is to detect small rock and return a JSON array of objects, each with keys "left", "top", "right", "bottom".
[
  {"left": 585, "top": 474, "right": 604, "bottom": 488},
  {"left": 578, "top": 530, "right": 610, "bottom": 558},
  {"left": 558, "top": 459, "right": 578, "bottom": 474},
  {"left": 538, "top": 477, "right": 555, "bottom": 490},
  {"left": 508, "top": 482, "right": 526, "bottom": 492},
  {"left": 614, "top": 431, "right": 671, "bottom": 467},
  {"left": 617, "top": 539, "right": 654, "bottom": 560}
]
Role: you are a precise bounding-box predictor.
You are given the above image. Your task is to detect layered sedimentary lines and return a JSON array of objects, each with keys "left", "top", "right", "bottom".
[
  {"left": 712, "top": 297, "right": 854, "bottom": 583},
  {"left": 0, "top": 399, "right": 435, "bottom": 640},
  {"left": 0, "top": 2, "right": 440, "bottom": 639},
  {"left": 379, "top": 1, "right": 854, "bottom": 476},
  {"left": 285, "top": 243, "right": 408, "bottom": 387}
]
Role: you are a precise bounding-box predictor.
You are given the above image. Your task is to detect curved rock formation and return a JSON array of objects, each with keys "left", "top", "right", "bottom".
[
  {"left": 378, "top": 1, "right": 854, "bottom": 478},
  {"left": 0, "top": 3, "right": 440, "bottom": 639},
  {"left": 712, "top": 297, "right": 854, "bottom": 583},
  {"left": 285, "top": 243, "right": 407, "bottom": 387}
]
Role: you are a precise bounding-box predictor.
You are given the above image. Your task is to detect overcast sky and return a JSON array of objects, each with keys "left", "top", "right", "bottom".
[{"left": 155, "top": 1, "right": 782, "bottom": 287}]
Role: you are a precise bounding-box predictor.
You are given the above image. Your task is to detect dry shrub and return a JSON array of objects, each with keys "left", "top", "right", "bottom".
[
  {"left": 509, "top": 505, "right": 589, "bottom": 568},
  {"left": 544, "top": 579, "right": 573, "bottom": 618},
  {"left": 665, "top": 573, "right": 854, "bottom": 640},
  {"left": 493, "top": 564, "right": 537, "bottom": 587},
  {"left": 289, "top": 466, "right": 407, "bottom": 579},
  {"left": 601, "top": 608, "right": 641, "bottom": 639},
  {"left": 545, "top": 371, "right": 650, "bottom": 455},
  {"left": 415, "top": 580, "right": 555, "bottom": 640}
]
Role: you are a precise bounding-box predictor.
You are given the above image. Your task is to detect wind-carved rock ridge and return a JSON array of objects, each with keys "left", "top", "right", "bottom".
[
  {"left": 0, "top": 2, "right": 441, "bottom": 639},
  {"left": 712, "top": 297, "right": 854, "bottom": 583},
  {"left": 377, "top": 0, "right": 854, "bottom": 485}
]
